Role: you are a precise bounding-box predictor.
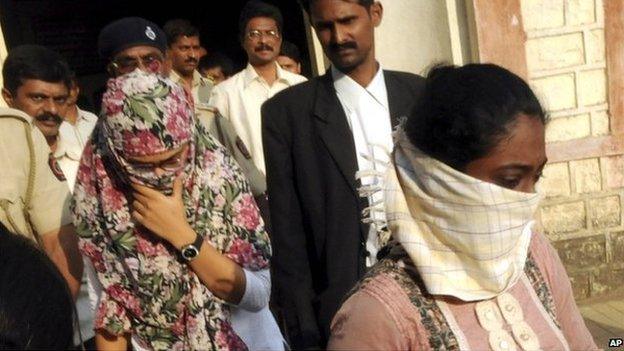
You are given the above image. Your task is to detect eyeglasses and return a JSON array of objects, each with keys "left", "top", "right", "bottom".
[
  {"left": 113, "top": 53, "right": 164, "bottom": 74},
  {"left": 246, "top": 29, "right": 280, "bottom": 40},
  {"left": 126, "top": 146, "right": 190, "bottom": 174}
]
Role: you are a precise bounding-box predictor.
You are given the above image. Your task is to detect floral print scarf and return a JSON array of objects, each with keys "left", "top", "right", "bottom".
[{"left": 72, "top": 70, "right": 271, "bottom": 350}]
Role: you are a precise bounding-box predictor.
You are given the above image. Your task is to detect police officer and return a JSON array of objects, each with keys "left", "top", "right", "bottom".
[
  {"left": 98, "top": 17, "right": 268, "bottom": 216},
  {"left": 162, "top": 18, "right": 214, "bottom": 107},
  {"left": 0, "top": 46, "right": 83, "bottom": 299}
]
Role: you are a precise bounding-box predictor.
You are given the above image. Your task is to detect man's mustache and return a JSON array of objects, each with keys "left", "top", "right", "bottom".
[
  {"left": 255, "top": 44, "right": 274, "bottom": 52},
  {"left": 330, "top": 42, "right": 358, "bottom": 52},
  {"left": 35, "top": 113, "right": 63, "bottom": 124},
  {"left": 185, "top": 58, "right": 198, "bottom": 64}
]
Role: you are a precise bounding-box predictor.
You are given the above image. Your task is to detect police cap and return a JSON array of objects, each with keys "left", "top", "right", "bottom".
[{"left": 98, "top": 17, "right": 167, "bottom": 60}]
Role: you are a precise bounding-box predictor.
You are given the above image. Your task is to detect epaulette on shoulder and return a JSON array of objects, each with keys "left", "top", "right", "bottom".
[
  {"left": 200, "top": 75, "right": 215, "bottom": 87},
  {"left": 0, "top": 107, "right": 33, "bottom": 124}
]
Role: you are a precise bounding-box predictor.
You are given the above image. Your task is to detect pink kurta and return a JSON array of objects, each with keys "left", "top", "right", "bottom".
[{"left": 328, "top": 232, "right": 597, "bottom": 350}]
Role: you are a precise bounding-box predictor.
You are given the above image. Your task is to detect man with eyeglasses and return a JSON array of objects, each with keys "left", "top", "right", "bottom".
[
  {"left": 93, "top": 21, "right": 171, "bottom": 338},
  {"left": 98, "top": 17, "right": 168, "bottom": 78},
  {"left": 209, "top": 0, "right": 306, "bottom": 177},
  {"left": 98, "top": 16, "right": 267, "bottom": 206}
]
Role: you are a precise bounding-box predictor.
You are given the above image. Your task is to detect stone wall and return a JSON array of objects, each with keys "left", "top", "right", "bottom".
[{"left": 520, "top": 0, "right": 624, "bottom": 301}]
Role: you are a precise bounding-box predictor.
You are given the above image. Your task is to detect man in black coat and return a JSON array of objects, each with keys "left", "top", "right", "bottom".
[{"left": 262, "top": 0, "right": 424, "bottom": 348}]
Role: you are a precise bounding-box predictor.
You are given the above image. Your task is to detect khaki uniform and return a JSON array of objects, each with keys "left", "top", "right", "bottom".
[
  {"left": 170, "top": 69, "right": 266, "bottom": 196},
  {"left": 169, "top": 69, "right": 215, "bottom": 108},
  {"left": 0, "top": 107, "right": 72, "bottom": 243}
]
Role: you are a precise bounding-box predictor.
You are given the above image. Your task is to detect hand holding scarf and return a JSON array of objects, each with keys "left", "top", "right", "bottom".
[{"left": 72, "top": 70, "right": 271, "bottom": 350}]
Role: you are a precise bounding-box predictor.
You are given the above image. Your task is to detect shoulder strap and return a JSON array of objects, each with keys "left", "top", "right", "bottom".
[
  {"left": 22, "top": 122, "right": 35, "bottom": 211},
  {"left": 0, "top": 112, "right": 39, "bottom": 243},
  {"left": 21, "top": 120, "right": 40, "bottom": 244},
  {"left": 213, "top": 111, "right": 227, "bottom": 144}
]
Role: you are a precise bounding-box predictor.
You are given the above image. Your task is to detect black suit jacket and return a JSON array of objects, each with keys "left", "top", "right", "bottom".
[{"left": 261, "top": 69, "right": 424, "bottom": 348}]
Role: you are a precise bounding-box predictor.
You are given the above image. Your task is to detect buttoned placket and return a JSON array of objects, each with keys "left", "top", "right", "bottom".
[{"left": 475, "top": 293, "right": 541, "bottom": 351}]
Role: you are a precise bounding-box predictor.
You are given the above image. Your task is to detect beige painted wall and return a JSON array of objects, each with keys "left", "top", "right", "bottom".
[{"left": 374, "top": 0, "right": 471, "bottom": 76}]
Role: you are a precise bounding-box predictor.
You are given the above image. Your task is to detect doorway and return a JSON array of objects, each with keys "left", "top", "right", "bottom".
[{"left": 0, "top": 0, "right": 312, "bottom": 111}]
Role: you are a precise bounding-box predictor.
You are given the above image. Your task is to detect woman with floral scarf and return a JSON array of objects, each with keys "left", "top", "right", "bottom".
[
  {"left": 328, "top": 64, "right": 597, "bottom": 350},
  {"left": 72, "top": 70, "right": 281, "bottom": 350}
]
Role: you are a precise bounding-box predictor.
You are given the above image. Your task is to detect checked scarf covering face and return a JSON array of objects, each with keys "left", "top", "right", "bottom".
[
  {"left": 384, "top": 127, "right": 541, "bottom": 302},
  {"left": 71, "top": 70, "right": 271, "bottom": 350}
]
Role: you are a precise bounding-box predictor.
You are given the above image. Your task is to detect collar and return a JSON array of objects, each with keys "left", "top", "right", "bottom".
[
  {"left": 331, "top": 64, "right": 388, "bottom": 111},
  {"left": 0, "top": 107, "right": 35, "bottom": 126},
  {"left": 170, "top": 69, "right": 204, "bottom": 88},
  {"left": 73, "top": 106, "right": 98, "bottom": 124},
  {"left": 191, "top": 70, "right": 205, "bottom": 88},
  {"left": 53, "top": 117, "right": 93, "bottom": 161},
  {"left": 52, "top": 127, "right": 76, "bottom": 160},
  {"left": 242, "top": 61, "right": 290, "bottom": 88}
]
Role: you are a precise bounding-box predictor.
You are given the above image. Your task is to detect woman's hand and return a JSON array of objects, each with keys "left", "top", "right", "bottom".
[
  {"left": 132, "top": 176, "right": 247, "bottom": 303},
  {"left": 131, "top": 176, "right": 195, "bottom": 249}
]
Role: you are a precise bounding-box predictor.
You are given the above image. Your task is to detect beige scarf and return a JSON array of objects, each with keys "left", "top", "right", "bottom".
[{"left": 384, "top": 128, "right": 541, "bottom": 301}]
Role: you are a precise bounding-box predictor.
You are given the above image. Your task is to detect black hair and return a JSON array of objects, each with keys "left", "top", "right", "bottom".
[
  {"left": 2, "top": 45, "right": 72, "bottom": 94},
  {"left": 163, "top": 19, "right": 199, "bottom": 47},
  {"left": 279, "top": 40, "right": 301, "bottom": 63},
  {"left": 238, "top": 0, "right": 284, "bottom": 42},
  {"left": 299, "top": 0, "right": 374, "bottom": 13},
  {"left": 198, "top": 52, "right": 235, "bottom": 77},
  {"left": 405, "top": 63, "right": 547, "bottom": 171},
  {"left": 0, "top": 223, "right": 74, "bottom": 349}
]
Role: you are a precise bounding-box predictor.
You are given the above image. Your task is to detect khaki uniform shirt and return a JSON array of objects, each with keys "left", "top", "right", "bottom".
[
  {"left": 0, "top": 107, "right": 72, "bottom": 243},
  {"left": 169, "top": 69, "right": 214, "bottom": 107},
  {"left": 170, "top": 69, "right": 267, "bottom": 196}
]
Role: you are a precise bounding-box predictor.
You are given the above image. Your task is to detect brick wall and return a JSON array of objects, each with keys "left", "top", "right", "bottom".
[{"left": 520, "top": 0, "right": 624, "bottom": 301}]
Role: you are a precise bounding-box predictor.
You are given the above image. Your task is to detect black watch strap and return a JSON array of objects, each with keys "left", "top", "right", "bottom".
[{"left": 180, "top": 233, "right": 204, "bottom": 261}]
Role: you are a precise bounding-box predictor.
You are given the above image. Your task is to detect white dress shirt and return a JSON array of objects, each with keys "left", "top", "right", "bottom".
[
  {"left": 209, "top": 62, "right": 307, "bottom": 174},
  {"left": 55, "top": 106, "right": 98, "bottom": 344},
  {"left": 54, "top": 107, "right": 98, "bottom": 191},
  {"left": 333, "top": 65, "right": 392, "bottom": 267}
]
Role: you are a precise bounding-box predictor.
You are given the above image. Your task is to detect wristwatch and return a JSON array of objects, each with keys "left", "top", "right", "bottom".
[{"left": 180, "top": 233, "right": 204, "bottom": 261}]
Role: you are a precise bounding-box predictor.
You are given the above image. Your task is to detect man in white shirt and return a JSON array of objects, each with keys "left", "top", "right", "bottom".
[
  {"left": 261, "top": 0, "right": 424, "bottom": 348},
  {"left": 53, "top": 78, "right": 98, "bottom": 347},
  {"left": 209, "top": 0, "right": 306, "bottom": 175},
  {"left": 55, "top": 80, "right": 98, "bottom": 191}
]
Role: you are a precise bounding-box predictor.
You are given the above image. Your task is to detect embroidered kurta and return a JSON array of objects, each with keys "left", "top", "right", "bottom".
[{"left": 328, "top": 231, "right": 597, "bottom": 350}]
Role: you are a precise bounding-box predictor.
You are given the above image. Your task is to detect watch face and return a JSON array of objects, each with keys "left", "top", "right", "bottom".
[{"left": 182, "top": 245, "right": 199, "bottom": 260}]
